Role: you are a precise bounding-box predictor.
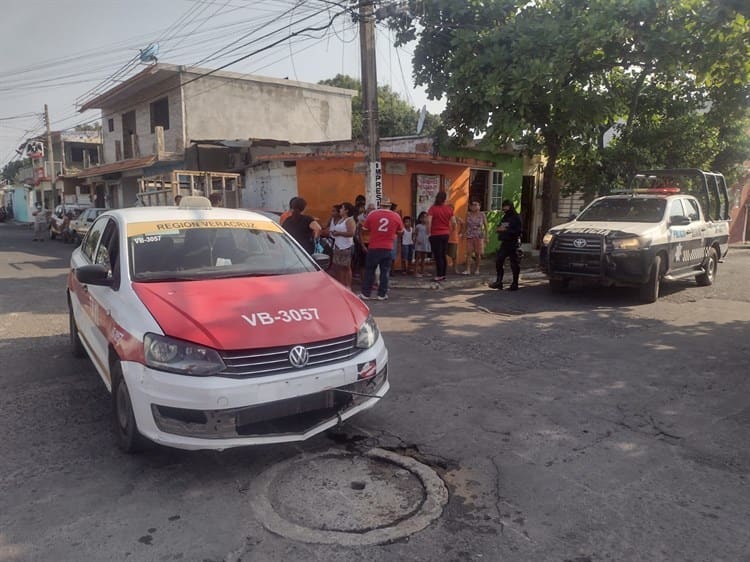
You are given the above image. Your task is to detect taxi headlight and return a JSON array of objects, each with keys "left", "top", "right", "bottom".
[
  {"left": 542, "top": 232, "right": 555, "bottom": 246},
  {"left": 356, "top": 315, "right": 380, "bottom": 349},
  {"left": 612, "top": 236, "right": 650, "bottom": 250},
  {"left": 143, "top": 333, "right": 225, "bottom": 375}
]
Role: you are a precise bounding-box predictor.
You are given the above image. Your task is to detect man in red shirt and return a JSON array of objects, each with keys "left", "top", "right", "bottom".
[{"left": 359, "top": 198, "right": 404, "bottom": 301}]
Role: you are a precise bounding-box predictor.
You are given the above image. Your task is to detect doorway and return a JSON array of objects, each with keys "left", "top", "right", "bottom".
[
  {"left": 122, "top": 110, "right": 136, "bottom": 159},
  {"left": 469, "top": 170, "right": 489, "bottom": 210}
]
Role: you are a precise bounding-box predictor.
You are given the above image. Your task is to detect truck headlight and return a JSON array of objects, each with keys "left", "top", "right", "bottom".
[
  {"left": 144, "top": 333, "right": 225, "bottom": 375},
  {"left": 612, "top": 236, "right": 650, "bottom": 250},
  {"left": 356, "top": 315, "right": 380, "bottom": 349},
  {"left": 542, "top": 232, "right": 555, "bottom": 246}
]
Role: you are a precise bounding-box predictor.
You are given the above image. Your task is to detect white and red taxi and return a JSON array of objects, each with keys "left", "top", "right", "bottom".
[{"left": 67, "top": 199, "right": 388, "bottom": 452}]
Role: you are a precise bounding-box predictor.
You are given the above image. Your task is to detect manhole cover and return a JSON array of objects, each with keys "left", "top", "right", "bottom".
[{"left": 249, "top": 448, "right": 448, "bottom": 546}]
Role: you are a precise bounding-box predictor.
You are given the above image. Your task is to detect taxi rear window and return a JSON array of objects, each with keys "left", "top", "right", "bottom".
[{"left": 127, "top": 220, "right": 317, "bottom": 281}]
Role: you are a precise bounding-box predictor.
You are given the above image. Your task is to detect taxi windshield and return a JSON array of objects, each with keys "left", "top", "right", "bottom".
[
  {"left": 577, "top": 198, "right": 666, "bottom": 223},
  {"left": 128, "top": 224, "right": 317, "bottom": 281}
]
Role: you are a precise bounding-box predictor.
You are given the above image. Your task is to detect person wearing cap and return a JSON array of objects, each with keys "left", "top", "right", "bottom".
[
  {"left": 489, "top": 199, "right": 522, "bottom": 290},
  {"left": 359, "top": 197, "right": 404, "bottom": 301}
]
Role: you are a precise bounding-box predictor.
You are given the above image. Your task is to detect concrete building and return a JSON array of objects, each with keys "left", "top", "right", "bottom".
[
  {"left": 16, "top": 130, "right": 102, "bottom": 210},
  {"left": 75, "top": 63, "right": 356, "bottom": 208}
]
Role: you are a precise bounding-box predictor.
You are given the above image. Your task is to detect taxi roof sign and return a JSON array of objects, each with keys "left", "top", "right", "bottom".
[{"left": 179, "top": 196, "right": 212, "bottom": 209}]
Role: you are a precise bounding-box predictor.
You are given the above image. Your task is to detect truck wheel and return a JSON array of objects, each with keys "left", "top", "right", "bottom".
[
  {"left": 696, "top": 248, "right": 717, "bottom": 287},
  {"left": 549, "top": 278, "right": 569, "bottom": 292},
  {"left": 69, "top": 303, "right": 85, "bottom": 358},
  {"left": 112, "top": 362, "right": 147, "bottom": 453},
  {"left": 640, "top": 255, "right": 662, "bottom": 303}
]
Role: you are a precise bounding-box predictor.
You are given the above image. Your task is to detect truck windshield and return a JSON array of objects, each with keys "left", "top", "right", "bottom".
[{"left": 577, "top": 198, "right": 666, "bottom": 223}]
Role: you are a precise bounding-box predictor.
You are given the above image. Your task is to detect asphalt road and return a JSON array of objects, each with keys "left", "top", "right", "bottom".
[{"left": 1, "top": 222, "right": 749, "bottom": 562}]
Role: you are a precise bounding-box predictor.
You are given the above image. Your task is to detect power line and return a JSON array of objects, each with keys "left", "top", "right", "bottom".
[{"left": 55, "top": 5, "right": 352, "bottom": 132}]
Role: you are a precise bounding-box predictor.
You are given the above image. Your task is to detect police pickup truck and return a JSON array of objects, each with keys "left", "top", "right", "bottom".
[{"left": 540, "top": 169, "right": 730, "bottom": 303}]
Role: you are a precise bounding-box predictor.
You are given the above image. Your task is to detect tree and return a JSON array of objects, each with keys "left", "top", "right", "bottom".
[
  {"left": 391, "top": 0, "right": 750, "bottom": 236},
  {"left": 2, "top": 159, "right": 29, "bottom": 183},
  {"left": 319, "top": 74, "right": 441, "bottom": 139}
]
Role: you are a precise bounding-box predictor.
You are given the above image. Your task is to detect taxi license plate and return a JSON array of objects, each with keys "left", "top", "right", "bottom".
[{"left": 236, "top": 391, "right": 335, "bottom": 425}]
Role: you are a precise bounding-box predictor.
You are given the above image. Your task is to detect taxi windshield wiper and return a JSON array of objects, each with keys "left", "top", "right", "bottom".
[{"left": 134, "top": 273, "right": 204, "bottom": 282}]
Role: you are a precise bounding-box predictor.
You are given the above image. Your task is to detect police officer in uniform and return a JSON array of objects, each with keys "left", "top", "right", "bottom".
[{"left": 489, "top": 200, "right": 522, "bottom": 291}]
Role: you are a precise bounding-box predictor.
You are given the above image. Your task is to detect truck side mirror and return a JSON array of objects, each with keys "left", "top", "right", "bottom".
[{"left": 669, "top": 215, "right": 690, "bottom": 226}]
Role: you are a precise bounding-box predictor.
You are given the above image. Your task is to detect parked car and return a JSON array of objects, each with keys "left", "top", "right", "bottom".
[
  {"left": 71, "top": 207, "right": 108, "bottom": 241},
  {"left": 540, "top": 169, "right": 730, "bottom": 303},
  {"left": 49, "top": 204, "right": 89, "bottom": 240},
  {"left": 67, "top": 199, "right": 389, "bottom": 452}
]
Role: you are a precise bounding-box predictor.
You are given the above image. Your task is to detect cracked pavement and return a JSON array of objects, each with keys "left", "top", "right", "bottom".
[{"left": 1, "top": 223, "right": 749, "bottom": 561}]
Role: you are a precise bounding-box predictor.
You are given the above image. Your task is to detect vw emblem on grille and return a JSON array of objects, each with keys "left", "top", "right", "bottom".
[
  {"left": 573, "top": 238, "right": 587, "bottom": 248},
  {"left": 289, "top": 345, "right": 309, "bottom": 368}
]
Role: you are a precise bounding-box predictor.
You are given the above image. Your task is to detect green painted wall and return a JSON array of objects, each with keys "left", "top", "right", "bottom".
[{"left": 439, "top": 147, "right": 524, "bottom": 254}]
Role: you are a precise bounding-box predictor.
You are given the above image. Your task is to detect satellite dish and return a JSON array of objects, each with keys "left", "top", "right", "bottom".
[
  {"left": 416, "top": 105, "right": 427, "bottom": 135},
  {"left": 139, "top": 43, "right": 159, "bottom": 64}
]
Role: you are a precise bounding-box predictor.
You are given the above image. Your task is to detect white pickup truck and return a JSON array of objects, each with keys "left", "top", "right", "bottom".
[{"left": 540, "top": 169, "right": 730, "bottom": 303}]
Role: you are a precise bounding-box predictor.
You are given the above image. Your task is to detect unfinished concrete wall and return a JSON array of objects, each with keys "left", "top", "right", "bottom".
[
  {"left": 99, "top": 75, "right": 184, "bottom": 163},
  {"left": 244, "top": 161, "right": 298, "bottom": 211},
  {"left": 183, "top": 73, "right": 353, "bottom": 144}
]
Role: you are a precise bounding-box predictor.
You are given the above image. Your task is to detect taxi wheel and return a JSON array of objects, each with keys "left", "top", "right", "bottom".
[
  {"left": 69, "top": 304, "right": 86, "bottom": 358},
  {"left": 696, "top": 248, "right": 718, "bottom": 287},
  {"left": 640, "top": 255, "right": 662, "bottom": 304},
  {"left": 111, "top": 362, "right": 147, "bottom": 454}
]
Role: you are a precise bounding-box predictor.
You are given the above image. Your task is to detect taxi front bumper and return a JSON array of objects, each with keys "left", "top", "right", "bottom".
[{"left": 120, "top": 338, "right": 388, "bottom": 450}]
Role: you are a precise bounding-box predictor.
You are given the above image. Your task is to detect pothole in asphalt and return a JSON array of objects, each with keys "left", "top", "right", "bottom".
[{"left": 249, "top": 448, "right": 449, "bottom": 546}]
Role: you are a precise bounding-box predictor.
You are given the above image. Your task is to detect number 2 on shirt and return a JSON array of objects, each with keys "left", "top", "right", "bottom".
[{"left": 378, "top": 217, "right": 389, "bottom": 232}]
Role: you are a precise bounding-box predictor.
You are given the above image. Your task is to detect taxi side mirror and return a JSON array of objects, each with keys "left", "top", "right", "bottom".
[
  {"left": 669, "top": 215, "right": 690, "bottom": 226},
  {"left": 76, "top": 264, "right": 112, "bottom": 287},
  {"left": 312, "top": 253, "right": 330, "bottom": 270}
]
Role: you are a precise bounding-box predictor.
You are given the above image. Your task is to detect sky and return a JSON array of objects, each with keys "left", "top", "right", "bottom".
[{"left": 0, "top": 0, "right": 445, "bottom": 168}]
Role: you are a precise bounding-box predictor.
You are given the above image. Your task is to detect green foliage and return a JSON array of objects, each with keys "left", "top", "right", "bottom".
[
  {"left": 1, "top": 159, "right": 28, "bottom": 183},
  {"left": 390, "top": 0, "right": 750, "bottom": 234},
  {"left": 319, "top": 74, "right": 441, "bottom": 139}
]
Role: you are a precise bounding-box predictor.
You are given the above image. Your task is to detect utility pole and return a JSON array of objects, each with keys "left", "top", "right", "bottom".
[
  {"left": 359, "top": 0, "right": 382, "bottom": 208},
  {"left": 43, "top": 104, "right": 57, "bottom": 208}
]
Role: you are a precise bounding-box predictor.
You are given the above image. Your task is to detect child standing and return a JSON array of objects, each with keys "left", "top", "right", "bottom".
[
  {"left": 414, "top": 211, "right": 431, "bottom": 277},
  {"left": 400, "top": 216, "right": 415, "bottom": 275}
]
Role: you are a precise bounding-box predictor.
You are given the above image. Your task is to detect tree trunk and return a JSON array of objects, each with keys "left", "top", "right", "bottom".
[{"left": 540, "top": 140, "right": 560, "bottom": 239}]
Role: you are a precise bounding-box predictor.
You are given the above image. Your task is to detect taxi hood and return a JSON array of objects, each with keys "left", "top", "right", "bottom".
[{"left": 132, "top": 272, "right": 369, "bottom": 350}]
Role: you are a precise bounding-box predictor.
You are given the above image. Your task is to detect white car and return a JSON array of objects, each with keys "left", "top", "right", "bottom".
[
  {"left": 67, "top": 200, "right": 388, "bottom": 452},
  {"left": 71, "top": 207, "right": 108, "bottom": 239}
]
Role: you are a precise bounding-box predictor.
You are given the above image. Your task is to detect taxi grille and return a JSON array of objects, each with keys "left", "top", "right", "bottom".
[{"left": 219, "top": 334, "right": 360, "bottom": 378}]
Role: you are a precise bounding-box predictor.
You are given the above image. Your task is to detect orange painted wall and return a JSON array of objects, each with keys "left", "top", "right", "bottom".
[
  {"left": 296, "top": 157, "right": 470, "bottom": 223},
  {"left": 295, "top": 157, "right": 472, "bottom": 267}
]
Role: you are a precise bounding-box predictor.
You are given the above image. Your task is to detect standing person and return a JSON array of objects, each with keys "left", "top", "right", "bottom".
[
  {"left": 282, "top": 197, "right": 322, "bottom": 254},
  {"left": 489, "top": 199, "right": 522, "bottom": 291},
  {"left": 279, "top": 196, "right": 297, "bottom": 225},
  {"left": 426, "top": 191, "right": 454, "bottom": 282},
  {"left": 359, "top": 199, "right": 404, "bottom": 301},
  {"left": 174, "top": 194, "right": 182, "bottom": 206},
  {"left": 330, "top": 202, "right": 356, "bottom": 289},
  {"left": 462, "top": 199, "right": 490, "bottom": 275},
  {"left": 400, "top": 216, "right": 415, "bottom": 275},
  {"left": 208, "top": 192, "right": 223, "bottom": 207},
  {"left": 32, "top": 203, "right": 47, "bottom": 242},
  {"left": 414, "top": 211, "right": 431, "bottom": 277},
  {"left": 446, "top": 206, "right": 462, "bottom": 274}
]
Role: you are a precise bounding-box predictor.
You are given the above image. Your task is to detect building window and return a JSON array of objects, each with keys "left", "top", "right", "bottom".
[
  {"left": 150, "top": 97, "right": 169, "bottom": 132},
  {"left": 107, "top": 118, "right": 114, "bottom": 132},
  {"left": 489, "top": 170, "right": 504, "bottom": 210},
  {"left": 71, "top": 146, "right": 84, "bottom": 163}
]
